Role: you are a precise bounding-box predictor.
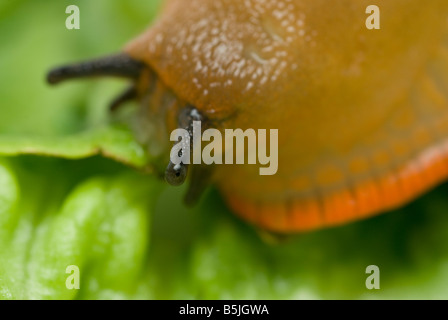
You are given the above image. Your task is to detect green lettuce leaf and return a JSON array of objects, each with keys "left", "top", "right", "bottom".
[
  {"left": 0, "top": 125, "right": 150, "bottom": 169},
  {"left": 0, "top": 158, "right": 160, "bottom": 299}
]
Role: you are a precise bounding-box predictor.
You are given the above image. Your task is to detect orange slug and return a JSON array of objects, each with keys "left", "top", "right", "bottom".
[{"left": 47, "top": 0, "right": 448, "bottom": 233}]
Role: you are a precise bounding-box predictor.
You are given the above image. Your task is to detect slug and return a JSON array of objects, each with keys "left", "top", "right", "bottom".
[{"left": 47, "top": 0, "right": 448, "bottom": 233}]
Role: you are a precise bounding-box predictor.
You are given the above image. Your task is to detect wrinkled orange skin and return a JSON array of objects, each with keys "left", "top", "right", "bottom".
[{"left": 126, "top": 0, "right": 448, "bottom": 233}]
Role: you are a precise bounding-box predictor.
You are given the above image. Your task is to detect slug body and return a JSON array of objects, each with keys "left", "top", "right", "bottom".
[{"left": 49, "top": 0, "right": 448, "bottom": 233}]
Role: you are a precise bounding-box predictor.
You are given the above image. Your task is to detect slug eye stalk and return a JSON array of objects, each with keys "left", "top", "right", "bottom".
[
  {"left": 165, "top": 107, "right": 213, "bottom": 207},
  {"left": 165, "top": 107, "right": 205, "bottom": 187},
  {"left": 46, "top": 53, "right": 143, "bottom": 84},
  {"left": 46, "top": 53, "right": 143, "bottom": 111}
]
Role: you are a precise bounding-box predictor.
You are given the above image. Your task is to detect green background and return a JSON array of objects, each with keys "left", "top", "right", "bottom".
[{"left": 1, "top": 0, "right": 448, "bottom": 299}]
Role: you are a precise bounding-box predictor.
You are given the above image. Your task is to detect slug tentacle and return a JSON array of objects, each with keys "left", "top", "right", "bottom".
[
  {"left": 164, "top": 106, "right": 204, "bottom": 186},
  {"left": 184, "top": 164, "right": 214, "bottom": 207},
  {"left": 165, "top": 106, "right": 212, "bottom": 202},
  {"left": 46, "top": 53, "right": 143, "bottom": 85},
  {"left": 109, "top": 85, "right": 138, "bottom": 112},
  {"left": 165, "top": 161, "right": 188, "bottom": 186}
]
